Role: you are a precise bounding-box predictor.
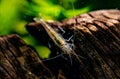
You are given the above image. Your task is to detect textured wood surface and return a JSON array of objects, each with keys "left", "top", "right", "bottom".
[
  {"left": 26, "top": 9, "right": 120, "bottom": 79},
  {"left": 0, "top": 34, "right": 54, "bottom": 79},
  {"left": 0, "top": 9, "right": 120, "bottom": 79}
]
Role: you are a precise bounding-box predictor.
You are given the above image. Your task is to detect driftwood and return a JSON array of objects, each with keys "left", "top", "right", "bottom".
[
  {"left": 0, "top": 34, "right": 54, "bottom": 79},
  {"left": 0, "top": 9, "right": 120, "bottom": 79}
]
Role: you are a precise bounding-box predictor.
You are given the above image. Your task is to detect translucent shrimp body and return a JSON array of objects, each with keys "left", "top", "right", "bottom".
[
  {"left": 34, "top": 17, "right": 82, "bottom": 64},
  {"left": 34, "top": 18, "right": 66, "bottom": 47}
]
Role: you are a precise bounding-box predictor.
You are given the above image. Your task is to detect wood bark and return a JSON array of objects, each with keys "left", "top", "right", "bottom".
[
  {"left": 0, "top": 9, "right": 120, "bottom": 79},
  {"left": 0, "top": 34, "right": 55, "bottom": 79}
]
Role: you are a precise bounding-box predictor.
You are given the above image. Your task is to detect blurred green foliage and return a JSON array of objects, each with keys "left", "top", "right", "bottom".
[{"left": 0, "top": 0, "right": 120, "bottom": 59}]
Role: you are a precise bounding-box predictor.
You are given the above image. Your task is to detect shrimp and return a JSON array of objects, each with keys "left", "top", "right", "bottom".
[{"left": 34, "top": 17, "right": 83, "bottom": 64}]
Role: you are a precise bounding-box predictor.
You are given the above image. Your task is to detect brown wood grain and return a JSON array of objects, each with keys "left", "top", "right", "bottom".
[{"left": 0, "top": 9, "right": 120, "bottom": 79}]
